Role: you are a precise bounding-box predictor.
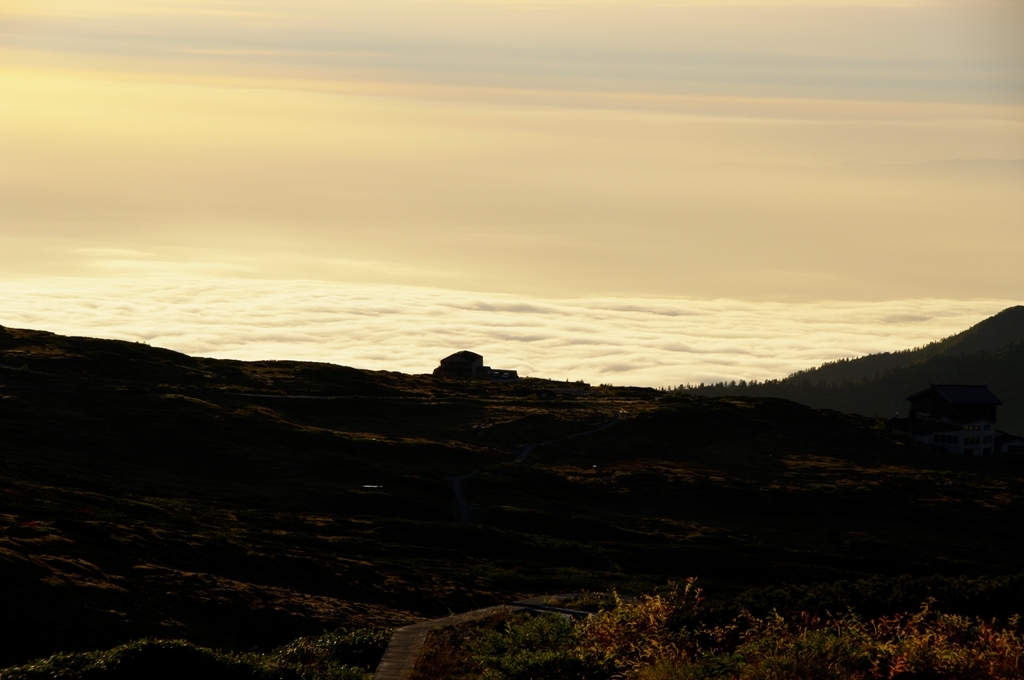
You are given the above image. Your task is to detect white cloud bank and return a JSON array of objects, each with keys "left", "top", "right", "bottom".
[{"left": 0, "top": 277, "right": 1014, "bottom": 387}]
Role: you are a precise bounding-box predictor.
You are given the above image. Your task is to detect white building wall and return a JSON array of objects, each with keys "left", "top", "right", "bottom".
[{"left": 916, "top": 421, "right": 995, "bottom": 455}]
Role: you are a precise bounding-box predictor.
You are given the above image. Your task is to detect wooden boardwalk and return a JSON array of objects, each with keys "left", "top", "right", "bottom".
[
  {"left": 374, "top": 415, "right": 618, "bottom": 678},
  {"left": 372, "top": 595, "right": 586, "bottom": 680}
]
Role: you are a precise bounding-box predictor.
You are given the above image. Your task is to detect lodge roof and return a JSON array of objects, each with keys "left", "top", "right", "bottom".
[
  {"left": 440, "top": 350, "right": 483, "bottom": 364},
  {"left": 907, "top": 384, "right": 1002, "bottom": 406}
]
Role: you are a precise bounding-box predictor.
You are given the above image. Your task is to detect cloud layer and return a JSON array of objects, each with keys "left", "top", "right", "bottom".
[{"left": 0, "top": 276, "right": 1013, "bottom": 387}]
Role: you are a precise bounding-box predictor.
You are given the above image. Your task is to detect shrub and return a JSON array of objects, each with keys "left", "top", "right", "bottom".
[
  {"left": 471, "top": 612, "right": 608, "bottom": 680},
  {"left": 269, "top": 628, "right": 391, "bottom": 673},
  {"left": 0, "top": 640, "right": 261, "bottom": 680},
  {"left": 578, "top": 580, "right": 703, "bottom": 676},
  {"left": 637, "top": 603, "right": 1024, "bottom": 680},
  {"left": 0, "top": 630, "right": 389, "bottom": 680},
  {"left": 462, "top": 581, "right": 1024, "bottom": 680}
]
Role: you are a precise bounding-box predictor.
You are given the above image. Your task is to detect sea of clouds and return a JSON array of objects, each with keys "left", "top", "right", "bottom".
[{"left": 0, "top": 277, "right": 1014, "bottom": 387}]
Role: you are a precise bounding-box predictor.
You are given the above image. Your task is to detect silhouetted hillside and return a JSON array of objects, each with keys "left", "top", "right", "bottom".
[
  {"left": 3, "top": 323, "right": 1023, "bottom": 672},
  {"left": 682, "top": 307, "right": 1024, "bottom": 433},
  {"left": 787, "top": 306, "right": 1024, "bottom": 386}
]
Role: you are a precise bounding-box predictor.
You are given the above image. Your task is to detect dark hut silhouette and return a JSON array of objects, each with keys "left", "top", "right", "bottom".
[{"left": 432, "top": 351, "right": 519, "bottom": 381}]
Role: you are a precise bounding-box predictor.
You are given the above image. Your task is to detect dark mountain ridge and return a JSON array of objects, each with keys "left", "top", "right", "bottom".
[
  {"left": 787, "top": 306, "right": 1024, "bottom": 386},
  {"left": 682, "top": 306, "right": 1024, "bottom": 433}
]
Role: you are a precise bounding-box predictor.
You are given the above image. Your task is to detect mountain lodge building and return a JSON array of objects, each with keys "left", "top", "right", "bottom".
[
  {"left": 906, "top": 384, "right": 1001, "bottom": 455},
  {"left": 432, "top": 351, "right": 520, "bottom": 381}
]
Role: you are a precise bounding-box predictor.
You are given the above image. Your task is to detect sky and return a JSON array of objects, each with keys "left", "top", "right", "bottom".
[{"left": 1, "top": 0, "right": 1022, "bottom": 382}]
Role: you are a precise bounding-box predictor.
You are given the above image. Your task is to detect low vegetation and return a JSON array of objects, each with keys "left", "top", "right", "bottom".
[
  {"left": 411, "top": 580, "right": 1024, "bottom": 679},
  {"left": 0, "top": 629, "right": 389, "bottom": 680}
]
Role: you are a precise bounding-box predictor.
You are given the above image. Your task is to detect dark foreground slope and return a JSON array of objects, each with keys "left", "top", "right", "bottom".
[
  {"left": 2, "top": 325, "right": 1023, "bottom": 668},
  {"left": 682, "top": 306, "right": 1024, "bottom": 432}
]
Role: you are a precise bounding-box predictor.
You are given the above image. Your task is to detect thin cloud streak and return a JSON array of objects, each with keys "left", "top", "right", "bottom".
[{"left": 0, "top": 277, "right": 1012, "bottom": 387}]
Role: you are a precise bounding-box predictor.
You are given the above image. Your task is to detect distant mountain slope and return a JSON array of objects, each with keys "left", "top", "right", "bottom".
[
  {"left": 786, "top": 306, "right": 1024, "bottom": 386},
  {"left": 682, "top": 307, "right": 1024, "bottom": 433}
]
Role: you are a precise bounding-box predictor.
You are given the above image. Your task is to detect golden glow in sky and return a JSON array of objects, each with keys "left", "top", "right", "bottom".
[{"left": 1, "top": 0, "right": 1022, "bottom": 380}]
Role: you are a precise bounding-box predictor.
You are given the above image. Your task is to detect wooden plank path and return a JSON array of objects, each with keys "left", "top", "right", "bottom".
[
  {"left": 373, "top": 595, "right": 587, "bottom": 680},
  {"left": 374, "top": 413, "right": 619, "bottom": 677}
]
